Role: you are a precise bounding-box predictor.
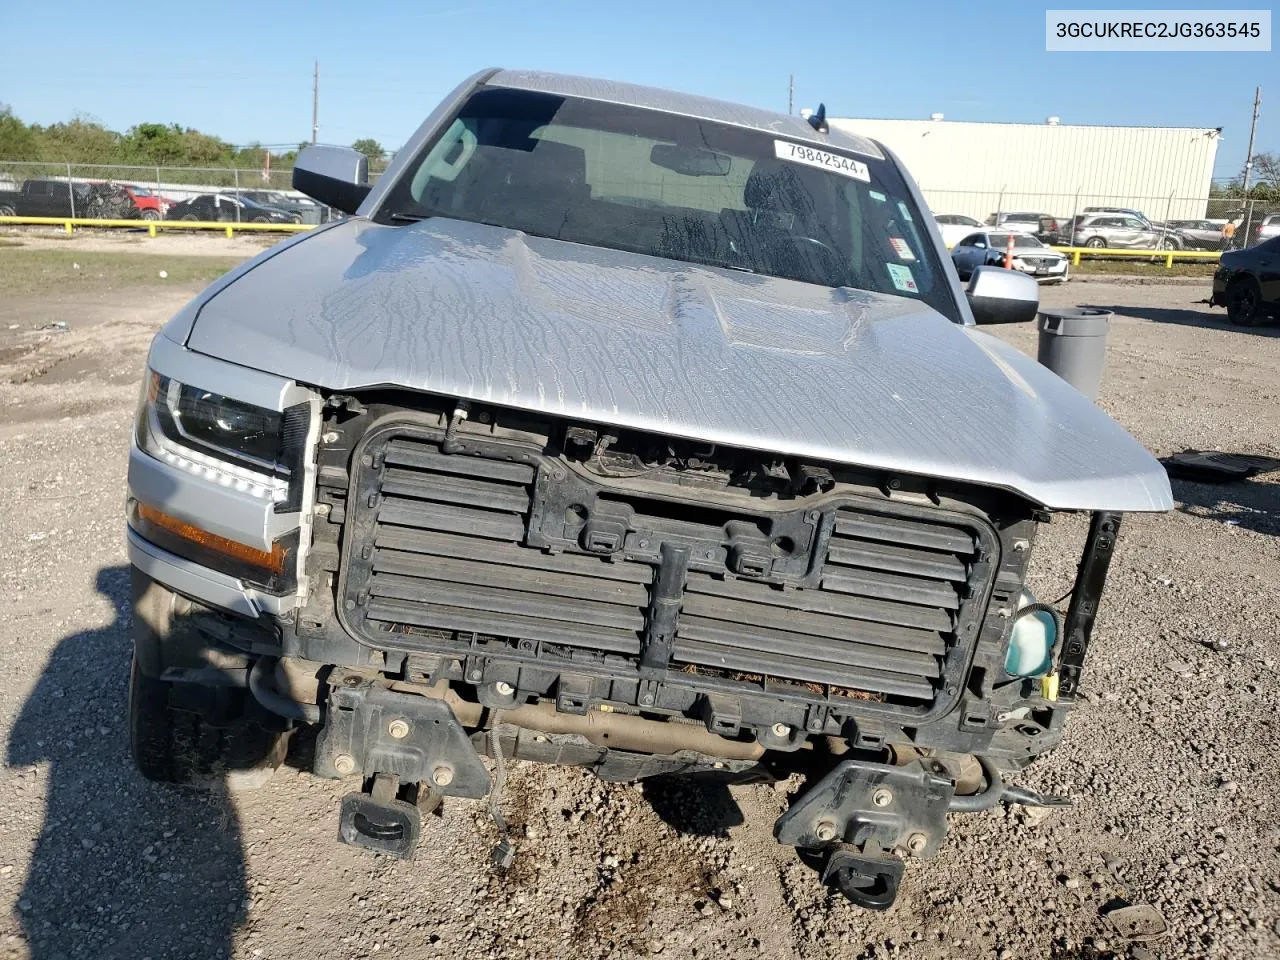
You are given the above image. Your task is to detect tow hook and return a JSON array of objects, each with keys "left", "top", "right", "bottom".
[
  {"left": 338, "top": 772, "right": 441, "bottom": 859},
  {"left": 774, "top": 758, "right": 954, "bottom": 909},
  {"left": 822, "top": 842, "right": 904, "bottom": 911}
]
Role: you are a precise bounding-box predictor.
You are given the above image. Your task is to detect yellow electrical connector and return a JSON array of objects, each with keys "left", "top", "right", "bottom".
[{"left": 1040, "top": 673, "right": 1060, "bottom": 701}]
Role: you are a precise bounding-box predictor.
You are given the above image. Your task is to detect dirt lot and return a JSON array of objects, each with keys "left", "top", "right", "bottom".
[{"left": 0, "top": 236, "right": 1277, "bottom": 960}]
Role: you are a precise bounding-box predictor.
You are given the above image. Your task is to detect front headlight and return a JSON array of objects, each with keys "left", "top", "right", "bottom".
[{"left": 135, "top": 372, "right": 293, "bottom": 503}]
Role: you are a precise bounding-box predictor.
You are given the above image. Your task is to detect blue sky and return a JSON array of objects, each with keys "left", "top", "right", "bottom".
[{"left": 0, "top": 0, "right": 1272, "bottom": 178}]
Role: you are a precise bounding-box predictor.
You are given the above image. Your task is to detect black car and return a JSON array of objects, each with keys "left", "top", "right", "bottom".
[
  {"left": 1211, "top": 237, "right": 1280, "bottom": 326},
  {"left": 166, "top": 193, "right": 299, "bottom": 224},
  {"left": 0, "top": 179, "right": 139, "bottom": 220},
  {"left": 240, "top": 190, "right": 330, "bottom": 224}
]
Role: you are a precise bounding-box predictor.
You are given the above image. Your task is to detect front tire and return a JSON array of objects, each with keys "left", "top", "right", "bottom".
[
  {"left": 0, "top": 204, "right": 15, "bottom": 217},
  {"left": 1085, "top": 237, "right": 1106, "bottom": 249},
  {"left": 128, "top": 656, "right": 289, "bottom": 787},
  {"left": 129, "top": 574, "right": 289, "bottom": 787},
  {"left": 1225, "top": 277, "right": 1265, "bottom": 327},
  {"left": 141, "top": 209, "right": 161, "bottom": 221}
]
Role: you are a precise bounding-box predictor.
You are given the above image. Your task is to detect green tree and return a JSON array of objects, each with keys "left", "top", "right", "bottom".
[
  {"left": 0, "top": 104, "right": 40, "bottom": 160},
  {"left": 352, "top": 138, "right": 385, "bottom": 162},
  {"left": 122, "top": 122, "right": 187, "bottom": 164},
  {"left": 37, "top": 114, "right": 120, "bottom": 163}
]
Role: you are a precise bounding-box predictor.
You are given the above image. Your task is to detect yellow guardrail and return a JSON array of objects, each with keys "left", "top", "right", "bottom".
[
  {"left": 0, "top": 215, "right": 313, "bottom": 238},
  {"left": 1050, "top": 246, "right": 1220, "bottom": 268}
]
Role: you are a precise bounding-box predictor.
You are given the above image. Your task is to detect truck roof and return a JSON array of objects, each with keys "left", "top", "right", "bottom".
[{"left": 486, "top": 69, "right": 886, "bottom": 161}]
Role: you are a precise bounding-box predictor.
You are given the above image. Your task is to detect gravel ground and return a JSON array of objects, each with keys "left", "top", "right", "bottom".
[{"left": 0, "top": 251, "right": 1277, "bottom": 960}]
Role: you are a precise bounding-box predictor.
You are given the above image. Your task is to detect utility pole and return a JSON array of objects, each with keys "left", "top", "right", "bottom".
[
  {"left": 311, "top": 60, "right": 320, "bottom": 145},
  {"left": 788, "top": 74, "right": 794, "bottom": 115},
  {"left": 1240, "top": 85, "right": 1260, "bottom": 242}
]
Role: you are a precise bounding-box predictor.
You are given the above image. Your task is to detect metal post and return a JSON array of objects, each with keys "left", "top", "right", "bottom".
[
  {"left": 233, "top": 166, "right": 241, "bottom": 222},
  {"left": 788, "top": 74, "right": 794, "bottom": 115},
  {"left": 66, "top": 162, "right": 75, "bottom": 220},
  {"left": 995, "top": 185, "right": 1005, "bottom": 227},
  {"left": 1071, "top": 186, "right": 1081, "bottom": 246},
  {"left": 1160, "top": 191, "right": 1175, "bottom": 251},
  {"left": 312, "top": 60, "right": 320, "bottom": 144},
  {"left": 1241, "top": 86, "right": 1261, "bottom": 246}
]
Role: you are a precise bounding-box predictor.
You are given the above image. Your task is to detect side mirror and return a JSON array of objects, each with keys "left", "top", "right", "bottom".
[
  {"left": 293, "top": 145, "right": 370, "bottom": 215},
  {"left": 966, "top": 265, "right": 1039, "bottom": 324}
]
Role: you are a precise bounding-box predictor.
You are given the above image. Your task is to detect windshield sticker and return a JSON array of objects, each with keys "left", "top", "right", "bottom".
[
  {"left": 773, "top": 140, "right": 871, "bottom": 182},
  {"left": 898, "top": 201, "right": 915, "bottom": 222},
  {"left": 889, "top": 237, "right": 916, "bottom": 261},
  {"left": 869, "top": 190, "right": 887, "bottom": 202},
  {"left": 886, "top": 263, "right": 918, "bottom": 293}
]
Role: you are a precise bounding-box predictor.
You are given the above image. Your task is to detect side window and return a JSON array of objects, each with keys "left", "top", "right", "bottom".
[
  {"left": 959, "top": 233, "right": 984, "bottom": 248},
  {"left": 1124, "top": 218, "right": 1145, "bottom": 229}
]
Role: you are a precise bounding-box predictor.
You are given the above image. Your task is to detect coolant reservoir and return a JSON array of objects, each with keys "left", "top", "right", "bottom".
[{"left": 1004, "top": 589, "right": 1057, "bottom": 678}]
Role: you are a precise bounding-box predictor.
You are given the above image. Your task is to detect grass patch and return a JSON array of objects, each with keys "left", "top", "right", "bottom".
[
  {"left": 1072, "top": 258, "right": 1218, "bottom": 279},
  {"left": 0, "top": 249, "right": 242, "bottom": 296}
]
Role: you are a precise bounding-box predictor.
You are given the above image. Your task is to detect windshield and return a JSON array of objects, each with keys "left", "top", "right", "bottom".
[
  {"left": 988, "top": 234, "right": 1043, "bottom": 249},
  {"left": 380, "top": 87, "right": 958, "bottom": 321}
]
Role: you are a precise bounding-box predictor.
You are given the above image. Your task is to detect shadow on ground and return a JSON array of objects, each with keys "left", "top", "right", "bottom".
[
  {"left": 1083, "top": 301, "right": 1280, "bottom": 336},
  {"left": 641, "top": 774, "right": 746, "bottom": 837},
  {"left": 1171, "top": 477, "right": 1280, "bottom": 537},
  {"left": 6, "top": 566, "right": 248, "bottom": 960}
]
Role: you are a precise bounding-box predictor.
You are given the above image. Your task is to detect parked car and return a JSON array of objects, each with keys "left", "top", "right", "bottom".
[
  {"left": 1071, "top": 214, "right": 1173, "bottom": 249},
  {"left": 951, "top": 231, "right": 1069, "bottom": 283},
  {"left": 1166, "top": 219, "right": 1228, "bottom": 250},
  {"left": 1211, "top": 236, "right": 1280, "bottom": 326},
  {"left": 119, "top": 185, "right": 172, "bottom": 220},
  {"left": 166, "top": 193, "right": 299, "bottom": 224},
  {"left": 0, "top": 179, "right": 139, "bottom": 220},
  {"left": 1250, "top": 212, "right": 1280, "bottom": 246},
  {"left": 933, "top": 214, "right": 983, "bottom": 248},
  {"left": 1082, "top": 206, "right": 1153, "bottom": 228},
  {"left": 986, "top": 212, "right": 1067, "bottom": 245},
  {"left": 124, "top": 68, "right": 1170, "bottom": 910},
  {"left": 241, "top": 190, "right": 330, "bottom": 225}
]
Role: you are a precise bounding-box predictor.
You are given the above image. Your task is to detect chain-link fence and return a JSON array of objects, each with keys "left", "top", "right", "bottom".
[
  {"left": 0, "top": 160, "right": 385, "bottom": 225},
  {"left": 921, "top": 185, "right": 1277, "bottom": 248},
  {"left": 0, "top": 157, "right": 1275, "bottom": 246}
]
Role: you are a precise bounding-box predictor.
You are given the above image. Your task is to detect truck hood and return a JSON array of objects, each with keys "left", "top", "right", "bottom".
[{"left": 185, "top": 217, "right": 1171, "bottom": 512}]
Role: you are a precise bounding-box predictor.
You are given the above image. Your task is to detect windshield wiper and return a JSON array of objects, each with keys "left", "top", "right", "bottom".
[{"left": 390, "top": 212, "right": 432, "bottom": 223}]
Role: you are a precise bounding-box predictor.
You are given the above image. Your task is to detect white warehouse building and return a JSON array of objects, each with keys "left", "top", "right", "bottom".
[{"left": 827, "top": 115, "right": 1221, "bottom": 223}]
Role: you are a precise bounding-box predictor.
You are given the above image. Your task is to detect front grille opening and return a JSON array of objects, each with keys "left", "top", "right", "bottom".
[{"left": 341, "top": 430, "right": 993, "bottom": 714}]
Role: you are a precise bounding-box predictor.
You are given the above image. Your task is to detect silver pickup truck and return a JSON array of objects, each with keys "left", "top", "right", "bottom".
[{"left": 125, "top": 69, "right": 1171, "bottom": 908}]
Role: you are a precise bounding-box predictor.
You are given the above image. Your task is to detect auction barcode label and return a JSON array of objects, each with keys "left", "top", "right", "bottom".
[{"left": 773, "top": 141, "right": 871, "bottom": 182}]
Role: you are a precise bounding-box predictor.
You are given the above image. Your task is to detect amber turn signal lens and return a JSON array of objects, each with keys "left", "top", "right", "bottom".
[{"left": 135, "top": 503, "right": 287, "bottom": 575}]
